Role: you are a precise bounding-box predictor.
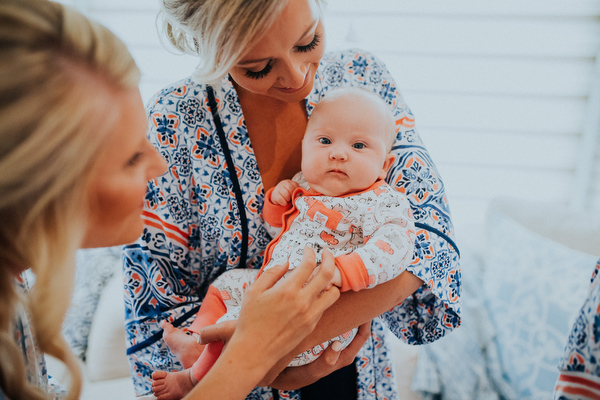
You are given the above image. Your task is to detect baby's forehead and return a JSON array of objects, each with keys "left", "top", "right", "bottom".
[{"left": 317, "top": 89, "right": 390, "bottom": 116}]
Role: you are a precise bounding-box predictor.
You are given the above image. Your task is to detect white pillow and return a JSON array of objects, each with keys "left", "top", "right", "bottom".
[
  {"left": 483, "top": 208, "right": 597, "bottom": 399},
  {"left": 85, "top": 271, "right": 131, "bottom": 382}
]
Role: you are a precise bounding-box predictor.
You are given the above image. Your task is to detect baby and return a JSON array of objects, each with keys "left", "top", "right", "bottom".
[{"left": 152, "top": 86, "right": 415, "bottom": 400}]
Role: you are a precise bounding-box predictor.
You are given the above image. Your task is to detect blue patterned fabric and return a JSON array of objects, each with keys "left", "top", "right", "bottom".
[
  {"left": 554, "top": 260, "right": 600, "bottom": 399},
  {"left": 411, "top": 249, "right": 500, "bottom": 400},
  {"left": 8, "top": 274, "right": 68, "bottom": 400},
  {"left": 123, "top": 48, "right": 461, "bottom": 399}
]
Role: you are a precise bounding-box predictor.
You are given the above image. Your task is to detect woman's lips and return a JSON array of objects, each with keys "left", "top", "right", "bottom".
[{"left": 275, "top": 72, "right": 310, "bottom": 94}]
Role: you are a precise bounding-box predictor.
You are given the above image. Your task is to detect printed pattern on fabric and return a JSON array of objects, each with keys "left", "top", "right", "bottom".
[
  {"left": 123, "top": 48, "right": 462, "bottom": 399},
  {"left": 207, "top": 269, "right": 356, "bottom": 367},
  {"left": 262, "top": 173, "right": 414, "bottom": 294},
  {"left": 554, "top": 259, "right": 600, "bottom": 400},
  {"left": 12, "top": 274, "right": 68, "bottom": 400}
]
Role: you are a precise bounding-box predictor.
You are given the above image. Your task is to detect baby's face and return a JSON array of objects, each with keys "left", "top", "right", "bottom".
[{"left": 301, "top": 94, "right": 395, "bottom": 196}]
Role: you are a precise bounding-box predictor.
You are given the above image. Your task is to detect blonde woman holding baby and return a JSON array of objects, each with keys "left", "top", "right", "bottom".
[{"left": 124, "top": 0, "right": 462, "bottom": 399}]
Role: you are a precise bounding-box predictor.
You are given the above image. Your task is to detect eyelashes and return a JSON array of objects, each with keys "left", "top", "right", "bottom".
[
  {"left": 296, "top": 32, "right": 321, "bottom": 53},
  {"left": 244, "top": 62, "right": 273, "bottom": 80},
  {"left": 243, "top": 33, "right": 322, "bottom": 80}
]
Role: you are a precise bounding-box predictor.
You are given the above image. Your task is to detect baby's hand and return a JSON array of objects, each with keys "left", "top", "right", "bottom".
[
  {"left": 270, "top": 179, "right": 299, "bottom": 206},
  {"left": 330, "top": 267, "right": 342, "bottom": 288}
]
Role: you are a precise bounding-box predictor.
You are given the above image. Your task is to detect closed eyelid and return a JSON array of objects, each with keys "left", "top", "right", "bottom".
[
  {"left": 240, "top": 60, "right": 271, "bottom": 71},
  {"left": 126, "top": 151, "right": 143, "bottom": 167},
  {"left": 296, "top": 20, "right": 319, "bottom": 45},
  {"left": 244, "top": 62, "right": 273, "bottom": 79},
  {"left": 238, "top": 21, "right": 319, "bottom": 66}
]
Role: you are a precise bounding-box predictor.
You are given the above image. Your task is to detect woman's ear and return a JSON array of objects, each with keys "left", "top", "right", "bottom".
[{"left": 378, "top": 153, "right": 396, "bottom": 179}]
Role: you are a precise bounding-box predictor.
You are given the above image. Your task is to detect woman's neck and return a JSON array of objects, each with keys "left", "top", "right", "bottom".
[{"left": 233, "top": 83, "right": 308, "bottom": 191}]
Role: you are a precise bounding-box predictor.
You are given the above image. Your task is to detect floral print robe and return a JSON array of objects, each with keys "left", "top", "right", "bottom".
[{"left": 123, "top": 48, "right": 462, "bottom": 399}]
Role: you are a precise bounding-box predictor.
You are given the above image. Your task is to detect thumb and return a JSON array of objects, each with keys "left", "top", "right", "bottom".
[
  {"left": 198, "top": 320, "right": 236, "bottom": 345},
  {"left": 321, "top": 341, "right": 343, "bottom": 366}
]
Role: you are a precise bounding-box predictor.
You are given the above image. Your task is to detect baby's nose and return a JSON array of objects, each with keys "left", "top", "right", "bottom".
[{"left": 329, "top": 150, "right": 347, "bottom": 160}]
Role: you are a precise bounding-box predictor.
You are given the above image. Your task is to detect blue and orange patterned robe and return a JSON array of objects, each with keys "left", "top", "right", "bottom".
[{"left": 123, "top": 49, "right": 462, "bottom": 399}]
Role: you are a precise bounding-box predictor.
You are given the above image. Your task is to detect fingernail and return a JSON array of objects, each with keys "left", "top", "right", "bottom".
[{"left": 331, "top": 341, "right": 342, "bottom": 352}]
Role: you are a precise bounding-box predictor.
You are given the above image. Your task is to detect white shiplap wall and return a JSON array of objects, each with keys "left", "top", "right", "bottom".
[{"left": 63, "top": 0, "right": 600, "bottom": 248}]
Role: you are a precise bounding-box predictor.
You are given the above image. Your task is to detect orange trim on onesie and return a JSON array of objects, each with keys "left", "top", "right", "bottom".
[
  {"left": 259, "top": 187, "right": 307, "bottom": 276},
  {"left": 190, "top": 284, "right": 228, "bottom": 334},
  {"left": 259, "top": 180, "right": 389, "bottom": 279},
  {"left": 263, "top": 187, "right": 293, "bottom": 228},
  {"left": 306, "top": 201, "right": 343, "bottom": 230},
  {"left": 335, "top": 252, "right": 369, "bottom": 292}
]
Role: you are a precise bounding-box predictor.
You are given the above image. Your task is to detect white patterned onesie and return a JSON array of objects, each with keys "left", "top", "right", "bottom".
[{"left": 198, "top": 172, "right": 415, "bottom": 367}]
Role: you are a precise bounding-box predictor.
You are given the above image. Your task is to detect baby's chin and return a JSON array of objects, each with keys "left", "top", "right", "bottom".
[{"left": 309, "top": 183, "right": 351, "bottom": 197}]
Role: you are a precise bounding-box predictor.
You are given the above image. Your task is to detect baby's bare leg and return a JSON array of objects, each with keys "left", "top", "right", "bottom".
[{"left": 161, "top": 320, "right": 203, "bottom": 369}]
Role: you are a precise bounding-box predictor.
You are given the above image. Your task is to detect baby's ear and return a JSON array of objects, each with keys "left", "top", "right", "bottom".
[{"left": 379, "top": 153, "right": 396, "bottom": 179}]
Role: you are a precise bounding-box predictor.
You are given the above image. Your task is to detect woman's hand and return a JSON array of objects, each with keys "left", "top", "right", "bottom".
[
  {"left": 198, "top": 320, "right": 236, "bottom": 346},
  {"left": 187, "top": 248, "right": 339, "bottom": 400},
  {"left": 264, "top": 321, "right": 372, "bottom": 390},
  {"left": 199, "top": 247, "right": 340, "bottom": 367}
]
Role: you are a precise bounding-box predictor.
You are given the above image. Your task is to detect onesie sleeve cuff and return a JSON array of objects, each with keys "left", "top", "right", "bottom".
[
  {"left": 335, "top": 252, "right": 370, "bottom": 292},
  {"left": 263, "top": 187, "right": 293, "bottom": 228},
  {"left": 189, "top": 285, "right": 227, "bottom": 334}
]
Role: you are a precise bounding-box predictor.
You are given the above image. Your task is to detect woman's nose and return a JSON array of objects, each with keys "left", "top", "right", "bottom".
[{"left": 279, "top": 58, "right": 307, "bottom": 89}]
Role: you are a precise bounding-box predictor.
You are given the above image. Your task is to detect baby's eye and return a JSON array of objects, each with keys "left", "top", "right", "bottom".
[
  {"left": 352, "top": 143, "right": 366, "bottom": 149},
  {"left": 319, "top": 138, "right": 331, "bottom": 145}
]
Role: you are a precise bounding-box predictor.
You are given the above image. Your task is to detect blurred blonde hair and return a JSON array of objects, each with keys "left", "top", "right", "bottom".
[
  {"left": 159, "top": 0, "right": 325, "bottom": 84},
  {"left": 0, "top": 1, "right": 140, "bottom": 399}
]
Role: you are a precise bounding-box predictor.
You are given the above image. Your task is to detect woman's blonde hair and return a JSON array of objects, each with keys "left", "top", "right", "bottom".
[
  {"left": 0, "top": 1, "right": 140, "bottom": 399},
  {"left": 160, "top": 0, "right": 325, "bottom": 84}
]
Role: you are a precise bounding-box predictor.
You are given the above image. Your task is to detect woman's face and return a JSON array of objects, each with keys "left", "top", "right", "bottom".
[
  {"left": 228, "top": 0, "right": 325, "bottom": 103},
  {"left": 83, "top": 87, "right": 167, "bottom": 248}
]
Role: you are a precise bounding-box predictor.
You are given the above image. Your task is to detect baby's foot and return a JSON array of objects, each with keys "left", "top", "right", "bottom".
[
  {"left": 161, "top": 320, "right": 203, "bottom": 368},
  {"left": 151, "top": 369, "right": 195, "bottom": 400}
]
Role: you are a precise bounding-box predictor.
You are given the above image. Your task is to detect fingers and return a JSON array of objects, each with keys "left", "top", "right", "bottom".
[
  {"left": 343, "top": 321, "right": 371, "bottom": 355},
  {"left": 302, "top": 248, "right": 335, "bottom": 296},
  {"left": 198, "top": 320, "right": 236, "bottom": 345},
  {"left": 321, "top": 321, "right": 372, "bottom": 369},
  {"left": 251, "top": 262, "right": 289, "bottom": 291},
  {"left": 321, "top": 341, "right": 343, "bottom": 366},
  {"left": 285, "top": 247, "right": 318, "bottom": 285},
  {"left": 285, "top": 247, "right": 339, "bottom": 311}
]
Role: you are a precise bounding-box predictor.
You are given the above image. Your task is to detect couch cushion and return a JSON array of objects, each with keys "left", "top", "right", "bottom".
[
  {"left": 483, "top": 207, "right": 597, "bottom": 399},
  {"left": 63, "top": 246, "right": 122, "bottom": 361},
  {"left": 85, "top": 271, "right": 131, "bottom": 381}
]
